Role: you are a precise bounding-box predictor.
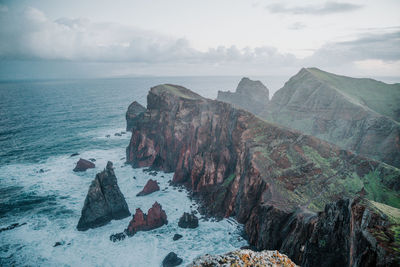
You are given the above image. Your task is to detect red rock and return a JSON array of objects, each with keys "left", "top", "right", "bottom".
[
  {"left": 73, "top": 158, "right": 95, "bottom": 172},
  {"left": 126, "top": 202, "right": 167, "bottom": 236},
  {"left": 136, "top": 179, "right": 160, "bottom": 196}
]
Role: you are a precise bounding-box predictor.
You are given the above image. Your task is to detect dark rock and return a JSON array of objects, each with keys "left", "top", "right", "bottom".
[
  {"left": 73, "top": 158, "right": 95, "bottom": 172},
  {"left": 136, "top": 179, "right": 160, "bottom": 196},
  {"left": 126, "top": 101, "right": 146, "bottom": 131},
  {"left": 0, "top": 222, "right": 27, "bottom": 233},
  {"left": 77, "top": 161, "right": 130, "bottom": 231},
  {"left": 115, "top": 133, "right": 122, "bottom": 137},
  {"left": 89, "top": 158, "right": 96, "bottom": 162},
  {"left": 110, "top": 232, "right": 126, "bottom": 242},
  {"left": 162, "top": 252, "right": 183, "bottom": 267},
  {"left": 121, "top": 131, "right": 126, "bottom": 135},
  {"left": 173, "top": 234, "right": 183, "bottom": 241},
  {"left": 149, "top": 171, "right": 158, "bottom": 176},
  {"left": 70, "top": 153, "right": 79, "bottom": 157},
  {"left": 133, "top": 176, "right": 137, "bottom": 180},
  {"left": 178, "top": 212, "right": 199, "bottom": 229},
  {"left": 53, "top": 241, "right": 65, "bottom": 247},
  {"left": 126, "top": 202, "right": 167, "bottom": 236},
  {"left": 106, "top": 134, "right": 110, "bottom": 138}
]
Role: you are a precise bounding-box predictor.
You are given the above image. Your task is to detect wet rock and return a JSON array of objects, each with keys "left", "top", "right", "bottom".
[
  {"left": 0, "top": 222, "right": 27, "bottom": 233},
  {"left": 162, "top": 252, "right": 183, "bottom": 267},
  {"left": 126, "top": 101, "right": 146, "bottom": 131},
  {"left": 173, "top": 234, "right": 183, "bottom": 241},
  {"left": 77, "top": 161, "right": 130, "bottom": 231},
  {"left": 121, "top": 131, "right": 126, "bottom": 135},
  {"left": 73, "top": 158, "right": 95, "bottom": 172},
  {"left": 89, "top": 158, "right": 96, "bottom": 162},
  {"left": 133, "top": 176, "right": 137, "bottom": 180},
  {"left": 53, "top": 241, "right": 65, "bottom": 247},
  {"left": 178, "top": 212, "right": 199, "bottom": 229},
  {"left": 106, "top": 134, "right": 110, "bottom": 138},
  {"left": 110, "top": 232, "right": 126, "bottom": 242},
  {"left": 149, "top": 171, "right": 158, "bottom": 176},
  {"left": 114, "top": 133, "right": 122, "bottom": 137},
  {"left": 126, "top": 202, "right": 167, "bottom": 236},
  {"left": 136, "top": 179, "right": 160, "bottom": 196},
  {"left": 70, "top": 153, "right": 79, "bottom": 157}
]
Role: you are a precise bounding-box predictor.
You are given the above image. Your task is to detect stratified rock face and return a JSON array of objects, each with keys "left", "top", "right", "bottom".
[
  {"left": 125, "top": 84, "right": 400, "bottom": 266},
  {"left": 189, "top": 249, "right": 297, "bottom": 266},
  {"left": 263, "top": 68, "right": 400, "bottom": 168},
  {"left": 126, "top": 101, "right": 146, "bottom": 131},
  {"left": 73, "top": 158, "right": 95, "bottom": 172},
  {"left": 136, "top": 179, "right": 160, "bottom": 196},
  {"left": 217, "top": 77, "right": 269, "bottom": 115},
  {"left": 77, "top": 161, "right": 130, "bottom": 231},
  {"left": 178, "top": 212, "right": 199, "bottom": 228},
  {"left": 126, "top": 202, "right": 167, "bottom": 236}
]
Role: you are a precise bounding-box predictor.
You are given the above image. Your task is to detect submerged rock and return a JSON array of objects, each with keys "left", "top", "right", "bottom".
[
  {"left": 162, "top": 252, "right": 183, "bottom": 267},
  {"left": 0, "top": 222, "right": 27, "bottom": 233},
  {"left": 114, "top": 133, "right": 122, "bottom": 137},
  {"left": 73, "top": 158, "right": 95, "bottom": 172},
  {"left": 136, "top": 179, "right": 160, "bottom": 196},
  {"left": 126, "top": 202, "right": 167, "bottom": 236},
  {"left": 109, "top": 232, "right": 126, "bottom": 242},
  {"left": 70, "top": 153, "right": 79, "bottom": 157},
  {"left": 178, "top": 212, "right": 198, "bottom": 229},
  {"left": 172, "top": 234, "right": 183, "bottom": 241},
  {"left": 189, "top": 249, "right": 297, "bottom": 266},
  {"left": 53, "top": 241, "right": 65, "bottom": 247},
  {"left": 77, "top": 161, "right": 130, "bottom": 231}
]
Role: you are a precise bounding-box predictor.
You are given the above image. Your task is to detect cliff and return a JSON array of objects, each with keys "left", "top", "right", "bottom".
[
  {"left": 126, "top": 84, "right": 400, "bottom": 266},
  {"left": 217, "top": 77, "right": 270, "bottom": 115},
  {"left": 261, "top": 68, "right": 400, "bottom": 168}
]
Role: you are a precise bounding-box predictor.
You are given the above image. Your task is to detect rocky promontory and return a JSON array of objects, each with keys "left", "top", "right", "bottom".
[
  {"left": 126, "top": 84, "right": 400, "bottom": 266},
  {"left": 77, "top": 161, "right": 130, "bottom": 231}
]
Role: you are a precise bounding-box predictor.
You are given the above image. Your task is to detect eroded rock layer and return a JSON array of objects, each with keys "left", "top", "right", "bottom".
[{"left": 126, "top": 84, "right": 400, "bottom": 266}]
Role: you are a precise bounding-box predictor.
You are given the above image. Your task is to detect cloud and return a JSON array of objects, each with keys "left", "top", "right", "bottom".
[
  {"left": 266, "top": 1, "right": 362, "bottom": 15},
  {"left": 288, "top": 22, "right": 307, "bottom": 30}
]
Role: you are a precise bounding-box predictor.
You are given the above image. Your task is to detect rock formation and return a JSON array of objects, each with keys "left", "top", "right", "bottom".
[
  {"left": 217, "top": 77, "right": 269, "bottom": 115},
  {"left": 77, "top": 161, "right": 130, "bottom": 231},
  {"left": 162, "top": 252, "right": 183, "bottom": 267},
  {"left": 126, "top": 101, "right": 146, "bottom": 132},
  {"left": 189, "top": 249, "right": 297, "bottom": 266},
  {"left": 73, "top": 158, "right": 95, "bottom": 172},
  {"left": 126, "top": 201, "right": 168, "bottom": 236},
  {"left": 136, "top": 179, "right": 160, "bottom": 196},
  {"left": 178, "top": 212, "right": 199, "bottom": 228},
  {"left": 125, "top": 84, "right": 400, "bottom": 266}
]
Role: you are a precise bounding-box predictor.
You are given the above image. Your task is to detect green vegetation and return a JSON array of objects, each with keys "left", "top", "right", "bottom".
[
  {"left": 155, "top": 84, "right": 203, "bottom": 100},
  {"left": 363, "top": 170, "right": 400, "bottom": 208},
  {"left": 307, "top": 68, "right": 400, "bottom": 122}
]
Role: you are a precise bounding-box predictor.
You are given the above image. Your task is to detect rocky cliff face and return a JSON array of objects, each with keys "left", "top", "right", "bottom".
[
  {"left": 126, "top": 84, "right": 400, "bottom": 266},
  {"left": 261, "top": 68, "right": 400, "bottom": 168},
  {"left": 217, "top": 77, "right": 269, "bottom": 115}
]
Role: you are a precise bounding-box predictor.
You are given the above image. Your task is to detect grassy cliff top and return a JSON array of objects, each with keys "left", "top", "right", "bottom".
[
  {"left": 306, "top": 68, "right": 400, "bottom": 122},
  {"left": 151, "top": 84, "right": 204, "bottom": 100}
]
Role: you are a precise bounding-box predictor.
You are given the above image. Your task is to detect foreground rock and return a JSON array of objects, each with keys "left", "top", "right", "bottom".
[
  {"left": 126, "top": 202, "right": 167, "bottom": 236},
  {"left": 162, "top": 252, "right": 183, "bottom": 267},
  {"left": 217, "top": 77, "right": 269, "bottom": 115},
  {"left": 189, "top": 249, "right": 297, "bottom": 266},
  {"left": 77, "top": 161, "right": 130, "bottom": 231},
  {"left": 125, "top": 84, "right": 400, "bottom": 266},
  {"left": 73, "top": 158, "right": 95, "bottom": 172},
  {"left": 136, "top": 179, "right": 160, "bottom": 196},
  {"left": 178, "top": 212, "right": 199, "bottom": 228}
]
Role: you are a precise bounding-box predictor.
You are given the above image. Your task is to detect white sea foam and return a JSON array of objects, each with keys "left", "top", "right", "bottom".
[{"left": 0, "top": 146, "right": 247, "bottom": 266}]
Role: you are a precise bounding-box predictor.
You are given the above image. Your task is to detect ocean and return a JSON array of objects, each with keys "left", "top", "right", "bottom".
[{"left": 0, "top": 76, "right": 269, "bottom": 266}]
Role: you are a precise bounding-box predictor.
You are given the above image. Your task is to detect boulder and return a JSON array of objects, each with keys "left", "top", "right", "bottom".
[
  {"left": 110, "top": 232, "right": 126, "bottom": 242},
  {"left": 173, "top": 234, "right": 183, "bottom": 241},
  {"left": 178, "top": 212, "right": 199, "bottom": 229},
  {"left": 162, "top": 252, "right": 183, "bottom": 267},
  {"left": 77, "top": 161, "right": 130, "bottom": 231},
  {"left": 136, "top": 179, "right": 160, "bottom": 196},
  {"left": 73, "top": 158, "right": 95, "bottom": 172},
  {"left": 126, "top": 202, "right": 167, "bottom": 236}
]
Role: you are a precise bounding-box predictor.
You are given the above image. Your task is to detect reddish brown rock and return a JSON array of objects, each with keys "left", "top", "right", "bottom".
[
  {"left": 136, "top": 179, "right": 160, "bottom": 196},
  {"left": 126, "top": 202, "right": 167, "bottom": 236},
  {"left": 73, "top": 158, "right": 95, "bottom": 172}
]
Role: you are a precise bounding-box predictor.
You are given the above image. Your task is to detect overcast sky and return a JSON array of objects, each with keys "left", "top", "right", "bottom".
[{"left": 0, "top": 0, "right": 399, "bottom": 80}]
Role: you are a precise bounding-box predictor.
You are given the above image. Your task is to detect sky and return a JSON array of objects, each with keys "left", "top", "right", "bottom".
[{"left": 0, "top": 0, "right": 399, "bottom": 80}]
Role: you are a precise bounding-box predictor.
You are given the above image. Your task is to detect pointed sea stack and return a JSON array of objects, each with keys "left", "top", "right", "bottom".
[
  {"left": 136, "top": 179, "right": 160, "bottom": 196},
  {"left": 73, "top": 158, "right": 95, "bottom": 172},
  {"left": 77, "top": 161, "right": 130, "bottom": 231},
  {"left": 126, "top": 202, "right": 167, "bottom": 236}
]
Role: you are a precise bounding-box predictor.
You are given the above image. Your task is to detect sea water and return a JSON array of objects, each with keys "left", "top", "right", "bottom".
[{"left": 0, "top": 77, "right": 255, "bottom": 266}]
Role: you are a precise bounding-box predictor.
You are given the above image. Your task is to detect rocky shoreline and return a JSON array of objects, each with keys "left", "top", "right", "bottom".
[{"left": 125, "top": 84, "right": 400, "bottom": 266}]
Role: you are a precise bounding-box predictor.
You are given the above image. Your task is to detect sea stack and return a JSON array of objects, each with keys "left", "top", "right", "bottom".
[
  {"left": 126, "top": 202, "right": 168, "bottom": 236},
  {"left": 73, "top": 158, "right": 95, "bottom": 172},
  {"left": 77, "top": 161, "right": 130, "bottom": 231}
]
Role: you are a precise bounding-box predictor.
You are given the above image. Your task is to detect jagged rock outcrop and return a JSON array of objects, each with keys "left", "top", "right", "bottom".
[
  {"left": 136, "top": 179, "right": 160, "bottom": 196},
  {"left": 217, "top": 77, "right": 269, "bottom": 115},
  {"left": 125, "top": 84, "right": 400, "bottom": 266},
  {"left": 178, "top": 212, "right": 199, "bottom": 228},
  {"left": 189, "top": 249, "right": 297, "bottom": 266},
  {"left": 261, "top": 68, "right": 400, "bottom": 168},
  {"left": 126, "top": 202, "right": 168, "bottom": 236},
  {"left": 73, "top": 158, "right": 95, "bottom": 172},
  {"left": 77, "top": 161, "right": 130, "bottom": 231},
  {"left": 126, "top": 101, "right": 146, "bottom": 132}
]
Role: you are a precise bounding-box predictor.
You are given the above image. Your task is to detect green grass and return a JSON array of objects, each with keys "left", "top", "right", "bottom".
[
  {"left": 363, "top": 170, "right": 400, "bottom": 208},
  {"left": 154, "top": 84, "right": 203, "bottom": 100}
]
